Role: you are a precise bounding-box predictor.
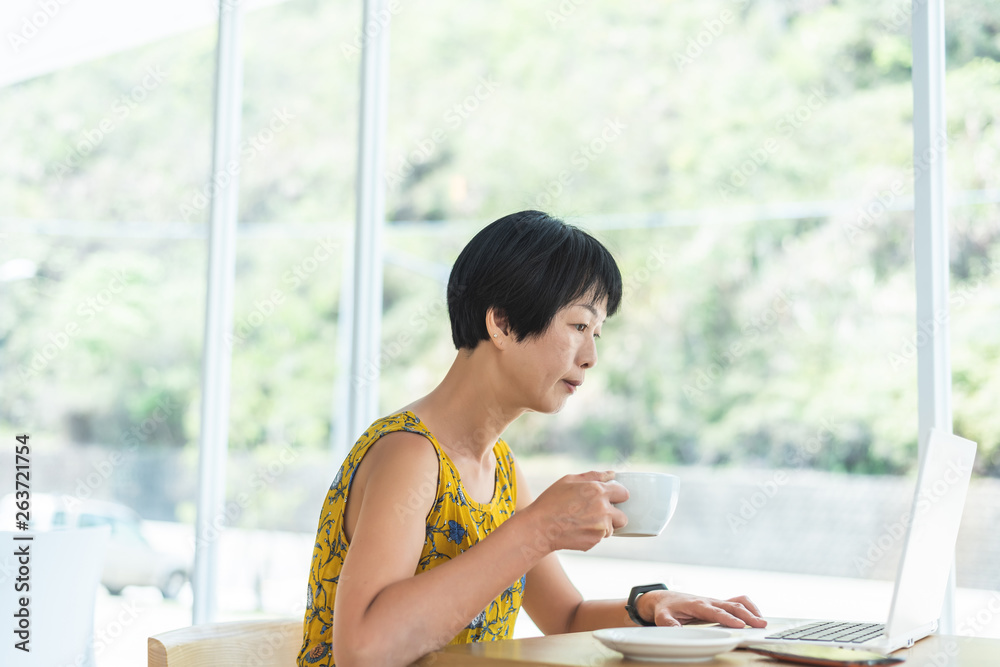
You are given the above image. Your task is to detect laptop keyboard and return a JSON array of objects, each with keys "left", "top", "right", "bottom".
[{"left": 765, "top": 621, "right": 886, "bottom": 643}]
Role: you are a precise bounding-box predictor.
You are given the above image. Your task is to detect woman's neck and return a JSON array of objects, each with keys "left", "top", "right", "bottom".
[{"left": 405, "top": 347, "right": 522, "bottom": 464}]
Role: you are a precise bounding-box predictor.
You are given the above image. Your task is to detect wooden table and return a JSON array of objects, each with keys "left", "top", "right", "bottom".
[{"left": 414, "top": 632, "right": 999, "bottom": 666}]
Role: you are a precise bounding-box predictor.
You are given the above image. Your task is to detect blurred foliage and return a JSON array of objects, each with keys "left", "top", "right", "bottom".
[{"left": 2, "top": 0, "right": 999, "bottom": 485}]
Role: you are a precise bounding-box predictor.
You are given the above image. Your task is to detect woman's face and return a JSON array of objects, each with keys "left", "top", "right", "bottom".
[{"left": 502, "top": 297, "right": 607, "bottom": 414}]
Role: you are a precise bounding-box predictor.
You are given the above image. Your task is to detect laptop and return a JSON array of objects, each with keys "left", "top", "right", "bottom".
[{"left": 735, "top": 428, "right": 977, "bottom": 653}]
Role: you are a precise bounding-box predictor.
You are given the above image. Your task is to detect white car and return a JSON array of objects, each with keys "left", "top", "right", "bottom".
[{"left": 1, "top": 493, "right": 190, "bottom": 598}]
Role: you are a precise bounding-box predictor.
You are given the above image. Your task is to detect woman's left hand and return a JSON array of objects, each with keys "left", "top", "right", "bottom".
[{"left": 635, "top": 590, "right": 768, "bottom": 628}]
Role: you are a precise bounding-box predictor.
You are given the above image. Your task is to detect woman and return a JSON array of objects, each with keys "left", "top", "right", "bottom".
[{"left": 297, "top": 210, "right": 765, "bottom": 667}]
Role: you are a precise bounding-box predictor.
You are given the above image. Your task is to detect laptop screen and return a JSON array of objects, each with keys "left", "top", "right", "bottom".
[{"left": 885, "top": 429, "right": 977, "bottom": 638}]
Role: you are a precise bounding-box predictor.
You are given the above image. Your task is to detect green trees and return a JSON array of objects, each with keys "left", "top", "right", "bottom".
[{"left": 2, "top": 0, "right": 998, "bottom": 476}]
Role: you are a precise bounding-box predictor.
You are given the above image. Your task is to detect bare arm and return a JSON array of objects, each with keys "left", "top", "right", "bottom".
[
  {"left": 516, "top": 465, "right": 639, "bottom": 633},
  {"left": 332, "top": 434, "right": 626, "bottom": 667},
  {"left": 516, "top": 462, "right": 588, "bottom": 635},
  {"left": 515, "top": 461, "right": 767, "bottom": 633}
]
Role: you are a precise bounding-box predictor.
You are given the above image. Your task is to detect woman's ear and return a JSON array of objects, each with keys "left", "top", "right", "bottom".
[{"left": 485, "top": 307, "right": 510, "bottom": 343}]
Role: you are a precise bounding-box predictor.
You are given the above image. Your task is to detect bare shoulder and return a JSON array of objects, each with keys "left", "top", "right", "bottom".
[
  {"left": 344, "top": 429, "right": 440, "bottom": 541},
  {"left": 362, "top": 428, "right": 439, "bottom": 478}
]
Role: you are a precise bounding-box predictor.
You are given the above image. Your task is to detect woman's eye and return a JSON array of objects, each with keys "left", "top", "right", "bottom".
[{"left": 574, "top": 324, "right": 588, "bottom": 332}]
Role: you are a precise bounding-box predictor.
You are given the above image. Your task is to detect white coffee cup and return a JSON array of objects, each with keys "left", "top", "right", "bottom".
[{"left": 610, "top": 472, "right": 680, "bottom": 537}]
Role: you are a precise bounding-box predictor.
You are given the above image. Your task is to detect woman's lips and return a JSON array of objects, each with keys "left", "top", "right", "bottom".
[{"left": 562, "top": 379, "right": 581, "bottom": 394}]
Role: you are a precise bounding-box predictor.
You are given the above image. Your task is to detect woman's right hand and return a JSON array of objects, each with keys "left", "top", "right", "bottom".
[{"left": 520, "top": 470, "right": 629, "bottom": 553}]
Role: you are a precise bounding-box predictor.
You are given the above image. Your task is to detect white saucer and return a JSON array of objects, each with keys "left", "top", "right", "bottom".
[{"left": 593, "top": 627, "right": 740, "bottom": 662}]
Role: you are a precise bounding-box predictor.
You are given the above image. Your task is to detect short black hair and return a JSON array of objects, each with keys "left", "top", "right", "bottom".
[{"left": 447, "top": 210, "right": 622, "bottom": 350}]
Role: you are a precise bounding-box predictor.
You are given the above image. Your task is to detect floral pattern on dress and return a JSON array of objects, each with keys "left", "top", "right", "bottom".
[
  {"left": 296, "top": 412, "right": 523, "bottom": 666},
  {"left": 446, "top": 519, "right": 468, "bottom": 543}
]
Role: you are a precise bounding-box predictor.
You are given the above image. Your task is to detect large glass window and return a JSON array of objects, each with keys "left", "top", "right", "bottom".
[
  {"left": 206, "top": 0, "right": 361, "bottom": 625},
  {"left": 378, "top": 0, "right": 1000, "bottom": 639},
  {"left": 944, "top": 0, "right": 1000, "bottom": 637},
  {"left": 3, "top": 2, "right": 997, "bottom": 666}
]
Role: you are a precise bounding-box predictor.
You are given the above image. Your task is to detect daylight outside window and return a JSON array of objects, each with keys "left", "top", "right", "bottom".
[{"left": 1, "top": 1, "right": 998, "bottom": 666}]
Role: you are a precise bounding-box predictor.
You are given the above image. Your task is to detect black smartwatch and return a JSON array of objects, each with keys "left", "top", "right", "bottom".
[{"left": 626, "top": 583, "right": 668, "bottom": 626}]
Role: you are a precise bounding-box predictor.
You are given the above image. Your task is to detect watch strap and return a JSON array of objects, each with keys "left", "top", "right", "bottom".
[{"left": 625, "top": 583, "right": 667, "bottom": 626}]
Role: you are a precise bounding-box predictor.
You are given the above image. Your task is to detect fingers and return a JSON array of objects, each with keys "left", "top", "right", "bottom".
[
  {"left": 727, "top": 595, "right": 765, "bottom": 621},
  {"left": 646, "top": 592, "right": 767, "bottom": 629},
  {"left": 545, "top": 471, "right": 635, "bottom": 548},
  {"left": 722, "top": 597, "right": 767, "bottom": 628},
  {"left": 605, "top": 480, "right": 629, "bottom": 504},
  {"left": 577, "top": 470, "right": 614, "bottom": 482},
  {"left": 700, "top": 599, "right": 766, "bottom": 628},
  {"left": 695, "top": 602, "right": 749, "bottom": 628},
  {"left": 571, "top": 471, "right": 629, "bottom": 503},
  {"left": 598, "top": 510, "right": 628, "bottom": 541},
  {"left": 653, "top": 610, "right": 681, "bottom": 627},
  {"left": 601, "top": 506, "right": 628, "bottom": 539},
  {"left": 573, "top": 471, "right": 630, "bottom": 508}
]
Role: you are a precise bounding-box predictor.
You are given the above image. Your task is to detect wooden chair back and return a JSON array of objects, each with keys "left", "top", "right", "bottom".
[{"left": 148, "top": 618, "right": 301, "bottom": 667}]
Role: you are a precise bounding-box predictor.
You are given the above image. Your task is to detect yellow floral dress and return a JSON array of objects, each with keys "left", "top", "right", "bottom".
[{"left": 297, "top": 411, "right": 524, "bottom": 666}]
